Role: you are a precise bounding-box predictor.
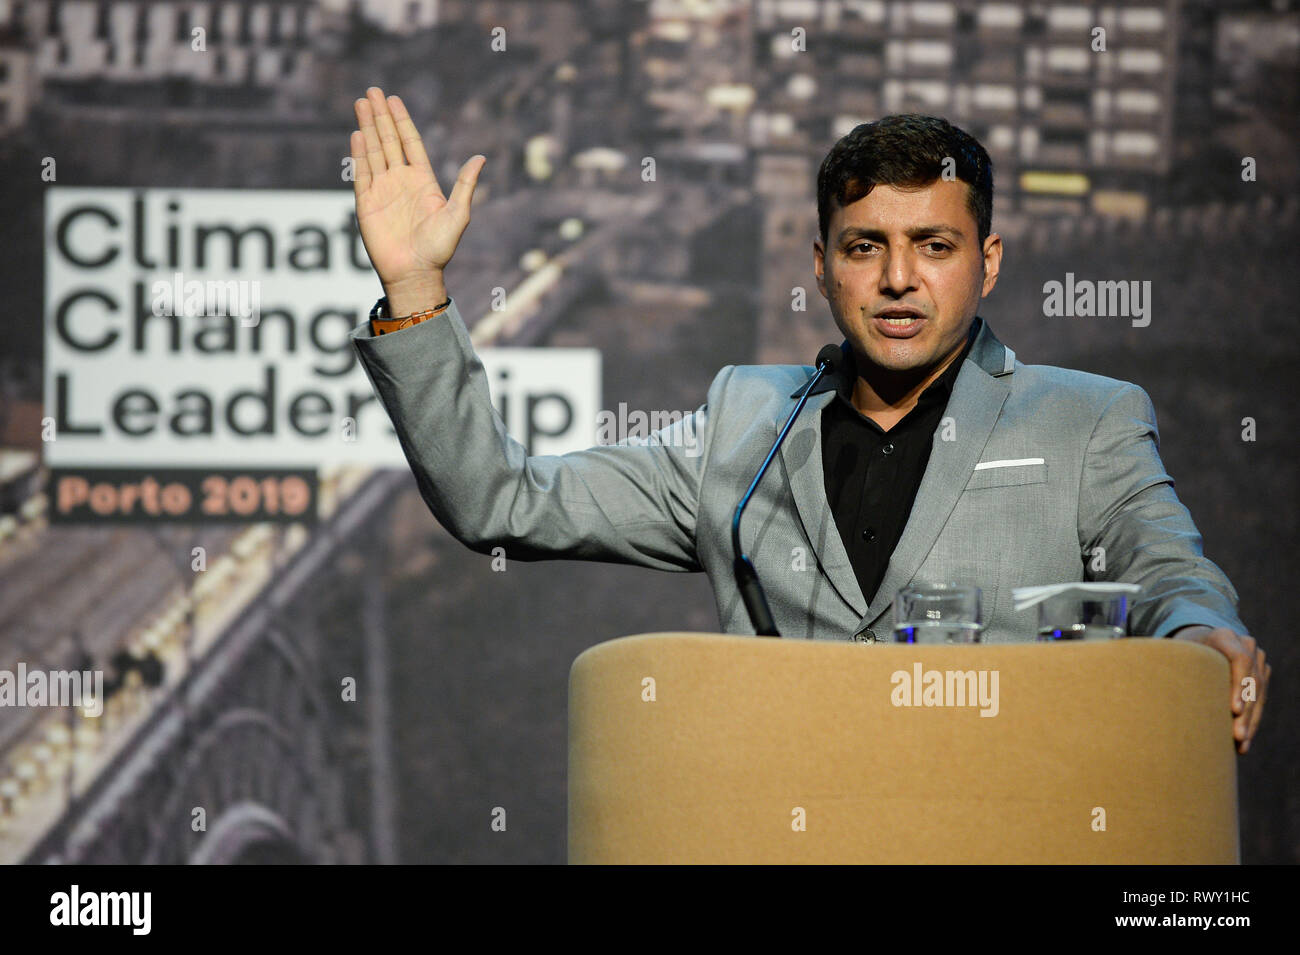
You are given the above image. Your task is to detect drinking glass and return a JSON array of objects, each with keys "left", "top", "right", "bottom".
[
  {"left": 893, "top": 583, "right": 983, "bottom": 644},
  {"left": 1035, "top": 592, "right": 1127, "bottom": 640}
]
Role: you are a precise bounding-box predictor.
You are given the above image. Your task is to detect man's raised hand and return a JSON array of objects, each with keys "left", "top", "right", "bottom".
[{"left": 350, "top": 86, "right": 485, "bottom": 314}]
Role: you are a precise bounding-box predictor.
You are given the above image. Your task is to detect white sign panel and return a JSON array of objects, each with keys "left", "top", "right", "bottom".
[{"left": 44, "top": 188, "right": 601, "bottom": 467}]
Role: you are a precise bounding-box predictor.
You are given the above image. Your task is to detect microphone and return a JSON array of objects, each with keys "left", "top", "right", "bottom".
[{"left": 732, "top": 343, "right": 847, "bottom": 636}]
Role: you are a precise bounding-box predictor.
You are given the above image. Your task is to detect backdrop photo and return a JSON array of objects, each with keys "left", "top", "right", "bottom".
[{"left": 0, "top": 0, "right": 1295, "bottom": 867}]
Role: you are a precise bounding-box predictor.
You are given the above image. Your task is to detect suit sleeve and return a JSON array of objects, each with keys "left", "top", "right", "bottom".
[
  {"left": 349, "top": 298, "right": 726, "bottom": 572},
  {"left": 1077, "top": 382, "right": 1248, "bottom": 637}
]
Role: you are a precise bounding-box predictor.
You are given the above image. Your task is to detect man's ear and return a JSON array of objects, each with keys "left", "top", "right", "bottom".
[
  {"left": 980, "top": 232, "right": 1003, "bottom": 299},
  {"left": 813, "top": 238, "right": 827, "bottom": 299}
]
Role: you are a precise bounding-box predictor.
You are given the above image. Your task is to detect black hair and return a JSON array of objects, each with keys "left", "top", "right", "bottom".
[{"left": 817, "top": 114, "right": 994, "bottom": 246}]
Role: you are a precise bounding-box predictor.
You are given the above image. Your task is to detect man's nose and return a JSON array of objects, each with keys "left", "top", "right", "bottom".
[{"left": 878, "top": 248, "right": 918, "bottom": 296}]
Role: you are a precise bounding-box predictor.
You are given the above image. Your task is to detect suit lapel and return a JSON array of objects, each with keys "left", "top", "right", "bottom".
[
  {"left": 779, "top": 368, "right": 868, "bottom": 619},
  {"left": 859, "top": 317, "right": 1015, "bottom": 633}
]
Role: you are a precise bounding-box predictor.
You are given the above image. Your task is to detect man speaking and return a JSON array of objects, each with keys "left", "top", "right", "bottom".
[{"left": 345, "top": 87, "right": 1268, "bottom": 754}]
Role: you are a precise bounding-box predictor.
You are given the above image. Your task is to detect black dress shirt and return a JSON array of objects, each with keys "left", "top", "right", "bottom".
[{"left": 821, "top": 325, "right": 977, "bottom": 606}]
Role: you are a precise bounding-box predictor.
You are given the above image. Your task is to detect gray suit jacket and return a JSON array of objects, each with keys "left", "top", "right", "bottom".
[{"left": 349, "top": 299, "right": 1247, "bottom": 643}]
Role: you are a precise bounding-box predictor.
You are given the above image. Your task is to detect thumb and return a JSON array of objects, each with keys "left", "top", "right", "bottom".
[{"left": 447, "top": 155, "right": 485, "bottom": 217}]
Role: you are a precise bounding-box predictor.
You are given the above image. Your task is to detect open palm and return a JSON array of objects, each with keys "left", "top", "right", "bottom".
[{"left": 350, "top": 88, "right": 484, "bottom": 288}]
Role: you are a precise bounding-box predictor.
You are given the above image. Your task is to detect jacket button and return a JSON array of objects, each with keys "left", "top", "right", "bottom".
[{"left": 882, "top": 442, "right": 895, "bottom": 455}]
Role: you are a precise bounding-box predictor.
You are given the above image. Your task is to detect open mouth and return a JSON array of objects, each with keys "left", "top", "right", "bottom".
[{"left": 873, "top": 311, "right": 926, "bottom": 337}]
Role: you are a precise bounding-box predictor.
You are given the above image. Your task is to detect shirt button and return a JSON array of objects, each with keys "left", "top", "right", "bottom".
[
  {"left": 860, "top": 527, "right": 876, "bottom": 542},
  {"left": 882, "top": 442, "right": 895, "bottom": 455}
]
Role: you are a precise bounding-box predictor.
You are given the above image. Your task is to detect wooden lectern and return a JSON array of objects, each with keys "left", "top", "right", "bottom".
[{"left": 568, "top": 633, "right": 1239, "bottom": 864}]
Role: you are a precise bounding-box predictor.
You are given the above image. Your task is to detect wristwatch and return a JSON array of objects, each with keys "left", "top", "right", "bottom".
[{"left": 369, "top": 294, "right": 451, "bottom": 335}]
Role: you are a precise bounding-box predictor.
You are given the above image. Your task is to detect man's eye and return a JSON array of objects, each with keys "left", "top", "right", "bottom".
[
  {"left": 924, "top": 241, "right": 950, "bottom": 253},
  {"left": 850, "top": 243, "right": 875, "bottom": 254}
]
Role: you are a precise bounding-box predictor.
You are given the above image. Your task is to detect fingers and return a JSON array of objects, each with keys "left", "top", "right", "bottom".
[
  {"left": 353, "top": 89, "right": 445, "bottom": 196},
  {"left": 1242, "top": 650, "right": 1269, "bottom": 754},
  {"left": 387, "top": 94, "right": 435, "bottom": 175},
  {"left": 349, "top": 130, "right": 371, "bottom": 198},
  {"left": 354, "top": 96, "right": 388, "bottom": 176},
  {"left": 1228, "top": 634, "right": 1249, "bottom": 717},
  {"left": 447, "top": 155, "right": 486, "bottom": 218},
  {"left": 1161, "top": 626, "right": 1266, "bottom": 755},
  {"left": 1223, "top": 631, "right": 1265, "bottom": 754},
  {"left": 366, "top": 87, "right": 407, "bottom": 171},
  {"left": 1229, "top": 647, "right": 1251, "bottom": 747}
]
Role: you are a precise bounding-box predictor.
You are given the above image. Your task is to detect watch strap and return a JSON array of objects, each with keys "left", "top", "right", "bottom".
[{"left": 369, "top": 295, "right": 451, "bottom": 335}]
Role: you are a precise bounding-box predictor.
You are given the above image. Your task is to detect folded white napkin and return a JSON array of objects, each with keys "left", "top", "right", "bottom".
[{"left": 1011, "top": 582, "right": 1142, "bottom": 613}]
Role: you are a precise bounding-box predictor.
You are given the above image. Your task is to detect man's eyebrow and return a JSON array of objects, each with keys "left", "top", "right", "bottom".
[{"left": 836, "top": 224, "right": 963, "bottom": 243}]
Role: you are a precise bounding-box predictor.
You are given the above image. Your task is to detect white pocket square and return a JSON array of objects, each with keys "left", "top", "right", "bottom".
[{"left": 972, "top": 457, "right": 1045, "bottom": 471}]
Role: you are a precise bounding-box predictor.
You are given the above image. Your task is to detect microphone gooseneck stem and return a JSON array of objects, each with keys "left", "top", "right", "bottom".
[{"left": 732, "top": 355, "right": 837, "bottom": 637}]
